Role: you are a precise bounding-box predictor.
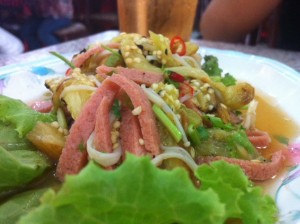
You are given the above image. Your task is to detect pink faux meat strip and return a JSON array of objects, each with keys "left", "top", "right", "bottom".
[
  {"left": 96, "top": 65, "right": 164, "bottom": 86},
  {"left": 30, "top": 100, "right": 53, "bottom": 113},
  {"left": 56, "top": 79, "right": 120, "bottom": 181},
  {"left": 196, "top": 150, "right": 284, "bottom": 181},
  {"left": 96, "top": 65, "right": 114, "bottom": 80},
  {"left": 109, "top": 74, "right": 161, "bottom": 155},
  {"left": 246, "top": 129, "right": 271, "bottom": 149},
  {"left": 94, "top": 95, "right": 117, "bottom": 153},
  {"left": 72, "top": 43, "right": 121, "bottom": 67},
  {"left": 120, "top": 106, "right": 146, "bottom": 158}
]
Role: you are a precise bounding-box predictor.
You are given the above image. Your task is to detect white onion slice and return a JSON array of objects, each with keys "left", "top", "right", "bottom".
[
  {"left": 179, "top": 90, "right": 201, "bottom": 103},
  {"left": 152, "top": 145, "right": 198, "bottom": 171},
  {"left": 172, "top": 53, "right": 191, "bottom": 67},
  {"left": 60, "top": 85, "right": 98, "bottom": 99},
  {"left": 146, "top": 55, "right": 158, "bottom": 61},
  {"left": 243, "top": 100, "right": 258, "bottom": 130},
  {"left": 87, "top": 132, "right": 122, "bottom": 167},
  {"left": 87, "top": 75, "right": 102, "bottom": 87},
  {"left": 182, "top": 55, "right": 201, "bottom": 68},
  {"left": 142, "top": 86, "right": 190, "bottom": 147}
]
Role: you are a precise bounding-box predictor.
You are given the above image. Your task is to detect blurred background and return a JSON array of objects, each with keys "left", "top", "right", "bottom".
[{"left": 0, "top": 0, "right": 299, "bottom": 55}]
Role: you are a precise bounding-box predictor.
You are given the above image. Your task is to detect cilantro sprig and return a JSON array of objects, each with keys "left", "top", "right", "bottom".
[{"left": 202, "top": 55, "right": 237, "bottom": 86}]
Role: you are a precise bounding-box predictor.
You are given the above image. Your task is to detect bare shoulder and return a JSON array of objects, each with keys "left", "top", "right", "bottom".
[{"left": 200, "top": 0, "right": 281, "bottom": 42}]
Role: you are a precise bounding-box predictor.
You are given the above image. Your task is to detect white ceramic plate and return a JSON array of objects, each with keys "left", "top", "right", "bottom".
[{"left": 0, "top": 48, "right": 300, "bottom": 223}]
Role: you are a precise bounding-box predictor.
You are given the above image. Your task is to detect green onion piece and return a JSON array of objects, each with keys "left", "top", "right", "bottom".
[
  {"left": 49, "top": 51, "right": 75, "bottom": 69},
  {"left": 152, "top": 104, "right": 182, "bottom": 143},
  {"left": 229, "top": 130, "right": 258, "bottom": 157},
  {"left": 57, "top": 107, "right": 68, "bottom": 129},
  {"left": 187, "top": 124, "right": 202, "bottom": 146},
  {"left": 105, "top": 54, "right": 122, "bottom": 67},
  {"left": 101, "top": 44, "right": 117, "bottom": 54},
  {"left": 101, "top": 45, "right": 123, "bottom": 67},
  {"left": 197, "top": 126, "right": 209, "bottom": 140},
  {"left": 206, "top": 115, "right": 234, "bottom": 131}
]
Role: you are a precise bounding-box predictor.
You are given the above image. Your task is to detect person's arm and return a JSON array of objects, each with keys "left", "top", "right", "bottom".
[
  {"left": 199, "top": 0, "right": 281, "bottom": 42},
  {"left": 0, "top": 27, "right": 24, "bottom": 56}
]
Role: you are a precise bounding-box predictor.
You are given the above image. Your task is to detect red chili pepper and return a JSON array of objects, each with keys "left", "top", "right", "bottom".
[
  {"left": 169, "top": 72, "right": 185, "bottom": 83},
  {"left": 179, "top": 82, "right": 194, "bottom": 98},
  {"left": 65, "top": 68, "right": 73, "bottom": 76},
  {"left": 170, "top": 36, "right": 186, "bottom": 56}
]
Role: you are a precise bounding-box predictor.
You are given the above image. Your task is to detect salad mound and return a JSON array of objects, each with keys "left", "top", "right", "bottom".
[
  {"left": 45, "top": 32, "right": 284, "bottom": 182},
  {"left": 1, "top": 31, "right": 291, "bottom": 223}
]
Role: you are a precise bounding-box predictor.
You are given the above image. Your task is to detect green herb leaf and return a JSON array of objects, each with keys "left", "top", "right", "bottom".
[
  {"left": 221, "top": 73, "right": 237, "bottom": 86},
  {"left": 274, "top": 135, "right": 289, "bottom": 145},
  {"left": 202, "top": 55, "right": 222, "bottom": 77},
  {"left": 78, "top": 142, "right": 85, "bottom": 152},
  {"left": 165, "top": 77, "right": 179, "bottom": 88},
  {"left": 112, "top": 100, "right": 121, "bottom": 119}
]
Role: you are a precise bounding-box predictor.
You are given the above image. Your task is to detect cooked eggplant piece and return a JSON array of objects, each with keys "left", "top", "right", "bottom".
[
  {"left": 47, "top": 70, "right": 97, "bottom": 119},
  {"left": 27, "top": 121, "right": 66, "bottom": 161},
  {"left": 211, "top": 81, "right": 254, "bottom": 110},
  {"left": 61, "top": 84, "right": 96, "bottom": 119}
]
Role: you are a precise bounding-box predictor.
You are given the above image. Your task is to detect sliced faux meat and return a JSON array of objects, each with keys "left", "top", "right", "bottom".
[
  {"left": 72, "top": 43, "right": 120, "bottom": 68},
  {"left": 30, "top": 100, "right": 53, "bottom": 113},
  {"left": 96, "top": 65, "right": 164, "bottom": 86},
  {"left": 246, "top": 129, "right": 271, "bottom": 149},
  {"left": 56, "top": 79, "right": 119, "bottom": 181},
  {"left": 120, "top": 106, "right": 146, "bottom": 158},
  {"left": 94, "top": 95, "right": 116, "bottom": 153},
  {"left": 196, "top": 150, "right": 284, "bottom": 181},
  {"left": 109, "top": 74, "right": 161, "bottom": 155},
  {"left": 96, "top": 65, "right": 113, "bottom": 80}
]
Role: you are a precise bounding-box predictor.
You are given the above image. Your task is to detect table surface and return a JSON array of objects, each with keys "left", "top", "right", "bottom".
[{"left": 1, "top": 30, "right": 300, "bottom": 73}]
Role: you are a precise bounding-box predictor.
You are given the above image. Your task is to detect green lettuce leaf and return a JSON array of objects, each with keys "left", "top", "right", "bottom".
[
  {"left": 0, "top": 95, "right": 56, "bottom": 137},
  {"left": 0, "top": 95, "right": 53, "bottom": 193},
  {"left": 18, "top": 155, "right": 278, "bottom": 224},
  {"left": 19, "top": 155, "right": 225, "bottom": 224},
  {"left": 0, "top": 145, "right": 49, "bottom": 194},
  {"left": 196, "top": 161, "right": 278, "bottom": 223},
  {"left": 0, "top": 188, "right": 48, "bottom": 224},
  {"left": 0, "top": 121, "right": 35, "bottom": 152}
]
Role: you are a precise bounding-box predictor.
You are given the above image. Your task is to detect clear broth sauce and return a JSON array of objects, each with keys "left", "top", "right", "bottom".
[
  {"left": 255, "top": 93, "right": 300, "bottom": 156},
  {"left": 253, "top": 92, "right": 300, "bottom": 195}
]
